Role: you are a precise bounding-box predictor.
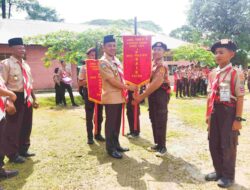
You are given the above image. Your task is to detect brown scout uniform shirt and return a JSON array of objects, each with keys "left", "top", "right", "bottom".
[
  {"left": 99, "top": 53, "right": 125, "bottom": 104},
  {"left": 0, "top": 56, "right": 33, "bottom": 92},
  {"left": 151, "top": 59, "right": 169, "bottom": 85},
  {"left": 78, "top": 65, "right": 87, "bottom": 87},
  {"left": 207, "top": 63, "right": 245, "bottom": 99}
]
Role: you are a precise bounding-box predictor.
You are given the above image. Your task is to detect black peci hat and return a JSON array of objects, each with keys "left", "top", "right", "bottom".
[
  {"left": 103, "top": 35, "right": 116, "bottom": 45},
  {"left": 210, "top": 39, "right": 237, "bottom": 54},
  {"left": 8, "top": 37, "right": 24, "bottom": 47},
  {"left": 152, "top": 42, "right": 167, "bottom": 51}
]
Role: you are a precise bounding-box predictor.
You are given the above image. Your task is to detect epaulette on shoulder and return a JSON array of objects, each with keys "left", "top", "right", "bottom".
[
  {"left": 0, "top": 58, "right": 9, "bottom": 64},
  {"left": 99, "top": 59, "right": 109, "bottom": 65},
  {"left": 212, "top": 68, "right": 217, "bottom": 72}
]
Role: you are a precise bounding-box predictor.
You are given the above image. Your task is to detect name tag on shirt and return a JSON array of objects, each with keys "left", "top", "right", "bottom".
[{"left": 220, "top": 88, "right": 230, "bottom": 102}]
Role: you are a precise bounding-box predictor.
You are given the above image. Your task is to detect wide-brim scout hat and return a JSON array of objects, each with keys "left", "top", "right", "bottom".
[
  {"left": 86, "top": 47, "right": 96, "bottom": 55},
  {"left": 210, "top": 39, "right": 237, "bottom": 54},
  {"left": 103, "top": 35, "right": 116, "bottom": 45},
  {"left": 8, "top": 37, "right": 24, "bottom": 47},
  {"left": 152, "top": 42, "right": 167, "bottom": 51}
]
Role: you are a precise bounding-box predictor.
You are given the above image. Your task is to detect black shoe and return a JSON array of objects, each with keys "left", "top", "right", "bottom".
[
  {"left": 72, "top": 103, "right": 79, "bottom": 107},
  {"left": 20, "top": 152, "right": 36, "bottom": 158},
  {"left": 117, "top": 146, "right": 129, "bottom": 152},
  {"left": 147, "top": 144, "right": 160, "bottom": 152},
  {"left": 217, "top": 177, "right": 234, "bottom": 188},
  {"left": 87, "top": 138, "right": 94, "bottom": 145},
  {"left": 108, "top": 151, "right": 122, "bottom": 159},
  {"left": 132, "top": 133, "right": 139, "bottom": 138},
  {"left": 205, "top": 172, "right": 221, "bottom": 181},
  {"left": 9, "top": 155, "right": 25, "bottom": 164},
  {"left": 94, "top": 135, "right": 105, "bottom": 142},
  {"left": 0, "top": 168, "right": 19, "bottom": 179},
  {"left": 127, "top": 133, "right": 139, "bottom": 139},
  {"left": 155, "top": 147, "right": 167, "bottom": 157},
  {"left": 126, "top": 132, "right": 132, "bottom": 136}
]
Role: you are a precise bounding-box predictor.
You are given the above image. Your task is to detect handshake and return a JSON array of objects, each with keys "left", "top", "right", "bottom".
[{"left": 124, "top": 84, "right": 144, "bottom": 104}]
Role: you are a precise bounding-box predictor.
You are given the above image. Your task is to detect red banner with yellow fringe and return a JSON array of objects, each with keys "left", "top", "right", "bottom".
[
  {"left": 86, "top": 59, "right": 102, "bottom": 104},
  {"left": 123, "top": 35, "right": 152, "bottom": 86}
]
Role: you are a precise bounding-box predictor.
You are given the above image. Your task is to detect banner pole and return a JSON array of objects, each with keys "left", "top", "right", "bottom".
[
  {"left": 134, "top": 90, "right": 138, "bottom": 131},
  {"left": 94, "top": 103, "right": 98, "bottom": 135},
  {"left": 122, "top": 103, "right": 125, "bottom": 136},
  {"left": 133, "top": 16, "right": 138, "bottom": 132}
]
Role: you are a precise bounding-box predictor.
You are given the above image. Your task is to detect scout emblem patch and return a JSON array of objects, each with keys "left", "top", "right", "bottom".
[{"left": 221, "top": 39, "right": 229, "bottom": 44}]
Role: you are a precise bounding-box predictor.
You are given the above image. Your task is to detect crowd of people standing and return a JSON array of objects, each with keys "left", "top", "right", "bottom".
[{"left": 174, "top": 64, "right": 210, "bottom": 98}]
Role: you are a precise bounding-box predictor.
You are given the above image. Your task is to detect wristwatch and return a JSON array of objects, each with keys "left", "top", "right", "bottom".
[{"left": 235, "top": 116, "right": 246, "bottom": 122}]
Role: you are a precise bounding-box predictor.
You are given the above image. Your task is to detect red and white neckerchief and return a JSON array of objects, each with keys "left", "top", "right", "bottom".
[
  {"left": 0, "top": 78, "right": 7, "bottom": 120},
  {"left": 18, "top": 61, "right": 33, "bottom": 108},
  {"left": 206, "top": 64, "right": 232, "bottom": 117},
  {"left": 112, "top": 58, "right": 128, "bottom": 102}
]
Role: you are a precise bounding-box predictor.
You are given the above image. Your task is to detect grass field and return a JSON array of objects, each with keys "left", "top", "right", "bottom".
[{"left": 1, "top": 92, "right": 249, "bottom": 190}]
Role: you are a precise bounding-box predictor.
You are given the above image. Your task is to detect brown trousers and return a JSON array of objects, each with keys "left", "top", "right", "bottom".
[
  {"left": 148, "top": 88, "right": 169, "bottom": 148},
  {"left": 3, "top": 92, "right": 33, "bottom": 158},
  {"left": 104, "top": 104, "right": 122, "bottom": 153},
  {"left": 83, "top": 88, "right": 103, "bottom": 139},
  {"left": 126, "top": 91, "right": 140, "bottom": 135},
  {"left": 209, "top": 104, "right": 238, "bottom": 180},
  {"left": 0, "top": 119, "right": 6, "bottom": 168},
  {"left": 176, "top": 79, "right": 182, "bottom": 98}
]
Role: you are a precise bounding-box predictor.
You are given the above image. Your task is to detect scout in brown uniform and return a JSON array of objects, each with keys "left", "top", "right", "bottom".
[
  {"left": 99, "top": 35, "right": 136, "bottom": 159},
  {"left": 78, "top": 47, "right": 105, "bottom": 144},
  {"left": 189, "top": 66, "right": 196, "bottom": 97},
  {"left": 0, "top": 76, "right": 19, "bottom": 181},
  {"left": 180, "top": 66, "right": 188, "bottom": 97},
  {"left": 205, "top": 39, "right": 245, "bottom": 188},
  {"left": 134, "top": 42, "right": 170, "bottom": 157},
  {"left": 53, "top": 67, "right": 66, "bottom": 106},
  {"left": 175, "top": 67, "right": 182, "bottom": 98},
  {"left": 0, "top": 38, "right": 39, "bottom": 163}
]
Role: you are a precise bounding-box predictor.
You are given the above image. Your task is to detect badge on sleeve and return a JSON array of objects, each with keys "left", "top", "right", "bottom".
[
  {"left": 100, "top": 63, "right": 107, "bottom": 70},
  {"left": 240, "top": 86, "right": 245, "bottom": 93},
  {"left": 159, "top": 67, "right": 165, "bottom": 74}
]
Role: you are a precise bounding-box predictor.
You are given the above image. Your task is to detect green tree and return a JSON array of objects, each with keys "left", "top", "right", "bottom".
[
  {"left": 1, "top": 0, "right": 7, "bottom": 18},
  {"left": 18, "top": 0, "right": 64, "bottom": 22},
  {"left": 232, "top": 49, "right": 250, "bottom": 69},
  {"left": 170, "top": 25, "right": 199, "bottom": 42},
  {"left": 86, "top": 19, "right": 163, "bottom": 33},
  {"left": 1, "top": 0, "right": 63, "bottom": 21},
  {"left": 25, "top": 28, "right": 123, "bottom": 67},
  {"left": 173, "top": 44, "right": 215, "bottom": 67},
  {"left": 188, "top": 0, "right": 250, "bottom": 50}
]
